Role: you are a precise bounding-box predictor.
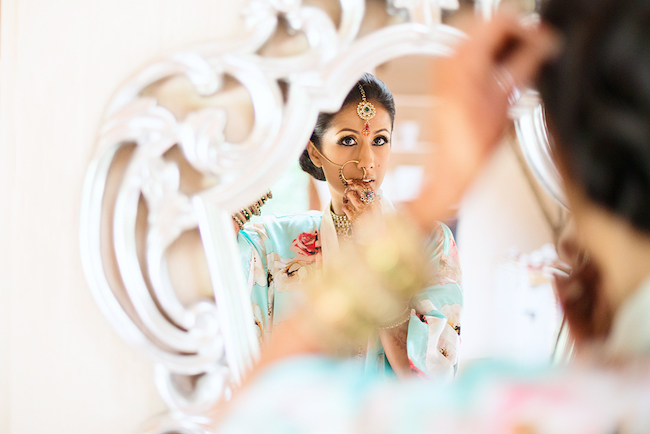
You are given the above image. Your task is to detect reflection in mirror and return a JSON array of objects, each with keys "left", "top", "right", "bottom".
[
  {"left": 236, "top": 72, "right": 463, "bottom": 383},
  {"left": 265, "top": 67, "right": 568, "bottom": 371}
]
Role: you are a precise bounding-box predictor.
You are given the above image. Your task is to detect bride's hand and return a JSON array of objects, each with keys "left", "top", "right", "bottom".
[
  {"left": 342, "top": 180, "right": 384, "bottom": 242},
  {"left": 342, "top": 180, "right": 380, "bottom": 220}
]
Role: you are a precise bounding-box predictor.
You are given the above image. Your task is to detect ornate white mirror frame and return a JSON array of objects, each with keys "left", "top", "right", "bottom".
[
  {"left": 79, "top": 0, "right": 559, "bottom": 432},
  {"left": 511, "top": 88, "right": 567, "bottom": 208}
]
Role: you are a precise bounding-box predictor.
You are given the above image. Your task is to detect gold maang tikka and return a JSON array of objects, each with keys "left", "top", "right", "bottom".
[{"left": 356, "top": 84, "right": 376, "bottom": 137}]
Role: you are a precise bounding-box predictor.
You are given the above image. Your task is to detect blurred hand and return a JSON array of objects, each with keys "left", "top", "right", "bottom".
[{"left": 407, "top": 13, "right": 560, "bottom": 231}]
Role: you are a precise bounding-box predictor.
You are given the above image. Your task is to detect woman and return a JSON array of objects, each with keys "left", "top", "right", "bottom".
[
  {"left": 217, "top": 0, "right": 650, "bottom": 431},
  {"left": 235, "top": 73, "right": 463, "bottom": 379}
]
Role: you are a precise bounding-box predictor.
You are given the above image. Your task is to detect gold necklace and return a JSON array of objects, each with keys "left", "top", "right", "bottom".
[{"left": 330, "top": 206, "right": 352, "bottom": 241}]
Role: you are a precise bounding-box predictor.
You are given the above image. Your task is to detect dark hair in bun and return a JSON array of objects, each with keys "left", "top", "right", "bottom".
[
  {"left": 299, "top": 73, "right": 395, "bottom": 181},
  {"left": 539, "top": 0, "right": 650, "bottom": 232}
]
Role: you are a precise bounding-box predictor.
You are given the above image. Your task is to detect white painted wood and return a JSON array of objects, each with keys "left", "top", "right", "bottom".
[{"left": 0, "top": 1, "right": 248, "bottom": 432}]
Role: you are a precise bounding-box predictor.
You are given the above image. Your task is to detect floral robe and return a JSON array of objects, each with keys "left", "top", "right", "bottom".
[
  {"left": 237, "top": 210, "right": 464, "bottom": 378},
  {"left": 218, "top": 355, "right": 650, "bottom": 433},
  {"left": 217, "top": 274, "right": 650, "bottom": 433}
]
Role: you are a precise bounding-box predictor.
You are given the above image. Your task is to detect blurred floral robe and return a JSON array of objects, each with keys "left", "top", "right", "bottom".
[
  {"left": 217, "top": 278, "right": 650, "bottom": 433},
  {"left": 237, "top": 209, "right": 464, "bottom": 378}
]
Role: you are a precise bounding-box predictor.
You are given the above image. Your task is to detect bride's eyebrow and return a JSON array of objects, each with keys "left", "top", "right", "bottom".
[{"left": 337, "top": 128, "right": 360, "bottom": 134}]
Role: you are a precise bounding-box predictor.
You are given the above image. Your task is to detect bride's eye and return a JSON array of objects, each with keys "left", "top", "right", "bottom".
[
  {"left": 338, "top": 136, "right": 357, "bottom": 147},
  {"left": 373, "top": 135, "right": 389, "bottom": 146}
]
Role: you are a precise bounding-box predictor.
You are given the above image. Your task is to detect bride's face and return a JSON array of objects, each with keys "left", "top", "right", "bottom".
[{"left": 311, "top": 101, "right": 392, "bottom": 196}]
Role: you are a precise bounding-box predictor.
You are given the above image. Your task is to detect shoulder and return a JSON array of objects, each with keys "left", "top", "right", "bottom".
[
  {"left": 426, "top": 221, "right": 455, "bottom": 249},
  {"left": 261, "top": 211, "right": 324, "bottom": 235},
  {"left": 240, "top": 211, "right": 324, "bottom": 255},
  {"left": 245, "top": 211, "right": 324, "bottom": 250},
  {"left": 263, "top": 210, "right": 324, "bottom": 225}
]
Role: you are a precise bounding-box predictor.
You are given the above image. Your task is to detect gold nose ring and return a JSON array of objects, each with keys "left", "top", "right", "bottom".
[{"left": 339, "top": 160, "right": 367, "bottom": 185}]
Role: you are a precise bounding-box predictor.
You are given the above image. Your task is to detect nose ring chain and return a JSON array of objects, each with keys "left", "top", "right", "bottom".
[{"left": 310, "top": 142, "right": 366, "bottom": 186}]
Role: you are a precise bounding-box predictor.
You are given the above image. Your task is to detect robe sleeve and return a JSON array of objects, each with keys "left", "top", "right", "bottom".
[
  {"left": 406, "top": 222, "right": 463, "bottom": 378},
  {"left": 236, "top": 213, "right": 323, "bottom": 339},
  {"left": 237, "top": 223, "right": 272, "bottom": 339}
]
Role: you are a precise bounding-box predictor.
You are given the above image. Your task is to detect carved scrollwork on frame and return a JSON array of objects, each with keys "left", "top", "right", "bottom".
[
  {"left": 79, "top": 1, "right": 475, "bottom": 432},
  {"left": 510, "top": 89, "right": 567, "bottom": 209}
]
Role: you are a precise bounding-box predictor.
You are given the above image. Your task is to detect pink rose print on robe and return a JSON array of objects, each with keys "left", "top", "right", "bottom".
[
  {"left": 274, "top": 231, "right": 323, "bottom": 291},
  {"left": 289, "top": 231, "right": 322, "bottom": 267}
]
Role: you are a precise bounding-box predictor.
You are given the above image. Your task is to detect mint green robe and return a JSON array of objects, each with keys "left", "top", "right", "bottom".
[{"left": 237, "top": 211, "right": 463, "bottom": 378}]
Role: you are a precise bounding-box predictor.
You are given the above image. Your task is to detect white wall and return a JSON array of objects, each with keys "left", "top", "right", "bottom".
[{"left": 0, "top": 1, "right": 248, "bottom": 432}]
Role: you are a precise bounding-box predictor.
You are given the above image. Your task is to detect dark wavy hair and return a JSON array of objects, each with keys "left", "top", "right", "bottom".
[
  {"left": 539, "top": 0, "right": 650, "bottom": 232},
  {"left": 299, "top": 73, "right": 396, "bottom": 181}
]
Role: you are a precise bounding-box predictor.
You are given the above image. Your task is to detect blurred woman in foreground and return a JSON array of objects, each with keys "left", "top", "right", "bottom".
[{"left": 218, "top": 0, "right": 650, "bottom": 431}]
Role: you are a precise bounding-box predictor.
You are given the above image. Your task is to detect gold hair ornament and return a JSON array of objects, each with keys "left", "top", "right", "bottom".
[
  {"left": 356, "top": 84, "right": 376, "bottom": 137},
  {"left": 309, "top": 142, "right": 366, "bottom": 185}
]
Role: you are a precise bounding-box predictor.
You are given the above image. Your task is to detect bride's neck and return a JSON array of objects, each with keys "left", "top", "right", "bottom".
[{"left": 329, "top": 189, "right": 345, "bottom": 215}]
